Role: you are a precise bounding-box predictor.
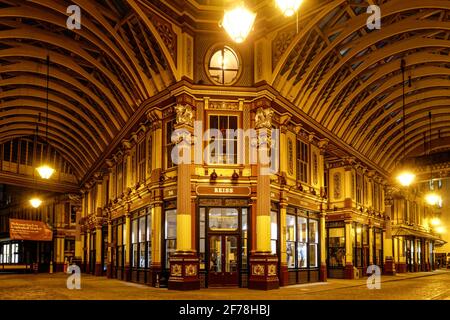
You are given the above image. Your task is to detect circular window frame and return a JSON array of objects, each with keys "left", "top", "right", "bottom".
[{"left": 204, "top": 44, "right": 242, "bottom": 86}]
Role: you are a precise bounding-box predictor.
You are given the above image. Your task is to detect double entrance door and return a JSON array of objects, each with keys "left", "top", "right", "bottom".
[
  {"left": 201, "top": 204, "right": 248, "bottom": 287},
  {"left": 208, "top": 234, "right": 239, "bottom": 287}
]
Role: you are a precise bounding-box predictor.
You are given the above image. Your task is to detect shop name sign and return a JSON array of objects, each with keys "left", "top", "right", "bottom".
[
  {"left": 9, "top": 219, "right": 53, "bottom": 241},
  {"left": 196, "top": 186, "right": 251, "bottom": 196}
]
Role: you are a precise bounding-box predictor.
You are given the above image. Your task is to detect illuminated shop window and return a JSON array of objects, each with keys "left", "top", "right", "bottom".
[
  {"left": 207, "top": 46, "right": 240, "bottom": 85},
  {"left": 165, "top": 209, "right": 177, "bottom": 268}
]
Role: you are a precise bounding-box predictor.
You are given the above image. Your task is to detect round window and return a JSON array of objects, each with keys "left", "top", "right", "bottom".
[{"left": 207, "top": 46, "right": 240, "bottom": 85}]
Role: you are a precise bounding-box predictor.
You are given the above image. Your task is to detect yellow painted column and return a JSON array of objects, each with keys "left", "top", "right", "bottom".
[
  {"left": 123, "top": 212, "right": 131, "bottom": 281},
  {"left": 176, "top": 163, "right": 192, "bottom": 251},
  {"left": 278, "top": 202, "right": 288, "bottom": 286},
  {"left": 369, "top": 226, "right": 374, "bottom": 265},
  {"left": 74, "top": 208, "right": 82, "bottom": 266},
  {"left": 86, "top": 232, "right": 90, "bottom": 273},
  {"left": 319, "top": 212, "right": 327, "bottom": 281},
  {"left": 95, "top": 226, "right": 102, "bottom": 276},
  {"left": 152, "top": 204, "right": 162, "bottom": 265},
  {"left": 248, "top": 114, "right": 279, "bottom": 290},
  {"left": 167, "top": 104, "right": 199, "bottom": 290},
  {"left": 344, "top": 221, "right": 354, "bottom": 279},
  {"left": 107, "top": 220, "right": 112, "bottom": 278},
  {"left": 383, "top": 187, "right": 396, "bottom": 274}
]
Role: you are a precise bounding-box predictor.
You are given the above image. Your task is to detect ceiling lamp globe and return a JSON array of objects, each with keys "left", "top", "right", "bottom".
[
  {"left": 276, "top": 0, "right": 303, "bottom": 17},
  {"left": 221, "top": 3, "right": 256, "bottom": 43},
  {"left": 396, "top": 171, "right": 415, "bottom": 187},
  {"left": 30, "top": 197, "right": 42, "bottom": 208},
  {"left": 37, "top": 165, "right": 55, "bottom": 179}
]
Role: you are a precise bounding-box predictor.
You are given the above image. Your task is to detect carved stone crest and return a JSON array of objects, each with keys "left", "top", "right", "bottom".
[
  {"left": 255, "top": 107, "right": 274, "bottom": 129},
  {"left": 175, "top": 104, "right": 194, "bottom": 126}
]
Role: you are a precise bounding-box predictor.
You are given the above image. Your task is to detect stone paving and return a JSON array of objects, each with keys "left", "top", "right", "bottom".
[{"left": 0, "top": 270, "right": 449, "bottom": 300}]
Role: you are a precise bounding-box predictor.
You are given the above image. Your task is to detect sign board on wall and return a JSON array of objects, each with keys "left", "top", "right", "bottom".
[{"left": 9, "top": 219, "right": 53, "bottom": 241}]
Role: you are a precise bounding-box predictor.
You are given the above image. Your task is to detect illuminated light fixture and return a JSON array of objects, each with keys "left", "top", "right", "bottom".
[
  {"left": 430, "top": 218, "right": 441, "bottom": 226},
  {"left": 426, "top": 192, "right": 441, "bottom": 206},
  {"left": 396, "top": 171, "right": 415, "bottom": 187},
  {"left": 435, "top": 226, "right": 445, "bottom": 234},
  {"left": 36, "top": 55, "right": 55, "bottom": 180},
  {"left": 30, "top": 197, "right": 42, "bottom": 208},
  {"left": 221, "top": 3, "right": 256, "bottom": 43},
  {"left": 37, "top": 165, "right": 55, "bottom": 180},
  {"left": 395, "top": 59, "right": 415, "bottom": 187},
  {"left": 276, "top": 0, "right": 303, "bottom": 17}
]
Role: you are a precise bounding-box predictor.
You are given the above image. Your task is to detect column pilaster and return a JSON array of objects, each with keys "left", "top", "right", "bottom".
[
  {"left": 383, "top": 185, "right": 396, "bottom": 275},
  {"left": 249, "top": 106, "right": 279, "bottom": 290},
  {"left": 168, "top": 101, "right": 200, "bottom": 290},
  {"left": 344, "top": 221, "right": 354, "bottom": 279}
]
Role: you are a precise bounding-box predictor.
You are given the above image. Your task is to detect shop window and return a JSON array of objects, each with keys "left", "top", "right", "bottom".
[
  {"left": 146, "top": 213, "right": 152, "bottom": 267},
  {"left": 132, "top": 219, "right": 138, "bottom": 268},
  {"left": 3, "top": 141, "right": 10, "bottom": 161},
  {"left": 296, "top": 140, "right": 308, "bottom": 183},
  {"left": 353, "top": 223, "right": 364, "bottom": 268},
  {"left": 270, "top": 211, "right": 278, "bottom": 255},
  {"left": 207, "top": 115, "right": 238, "bottom": 164},
  {"left": 165, "top": 209, "right": 177, "bottom": 269},
  {"left": 242, "top": 208, "right": 248, "bottom": 270},
  {"left": 308, "top": 219, "right": 318, "bottom": 268},
  {"left": 297, "top": 217, "right": 307, "bottom": 268},
  {"left": 209, "top": 208, "right": 238, "bottom": 231},
  {"left": 328, "top": 227, "right": 345, "bottom": 267},
  {"left": 165, "top": 119, "right": 176, "bottom": 169},
  {"left": 286, "top": 215, "right": 296, "bottom": 268},
  {"left": 199, "top": 208, "right": 206, "bottom": 270},
  {"left": 374, "top": 229, "right": 383, "bottom": 266},
  {"left": 207, "top": 46, "right": 240, "bottom": 85}
]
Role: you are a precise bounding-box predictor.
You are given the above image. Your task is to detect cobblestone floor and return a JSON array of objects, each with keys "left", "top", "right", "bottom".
[{"left": 0, "top": 270, "right": 449, "bottom": 300}]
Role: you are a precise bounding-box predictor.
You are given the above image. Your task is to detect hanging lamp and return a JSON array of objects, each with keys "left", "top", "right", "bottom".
[{"left": 36, "top": 55, "right": 55, "bottom": 180}]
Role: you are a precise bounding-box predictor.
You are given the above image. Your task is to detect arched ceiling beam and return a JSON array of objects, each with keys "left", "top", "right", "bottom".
[
  {"left": 0, "top": 46, "right": 125, "bottom": 131},
  {"left": 358, "top": 97, "right": 450, "bottom": 154},
  {"left": 0, "top": 125, "right": 92, "bottom": 175},
  {"left": 0, "top": 26, "right": 132, "bottom": 121},
  {"left": 0, "top": 102, "right": 102, "bottom": 156},
  {"left": 334, "top": 53, "right": 450, "bottom": 136},
  {"left": 0, "top": 118, "right": 95, "bottom": 165},
  {"left": 379, "top": 121, "right": 450, "bottom": 170},
  {"left": 287, "top": 4, "right": 450, "bottom": 105},
  {"left": 314, "top": 37, "right": 450, "bottom": 123},
  {"left": 337, "top": 67, "right": 450, "bottom": 138},
  {"left": 0, "top": 75, "right": 111, "bottom": 146},
  {"left": 0, "top": 87, "right": 109, "bottom": 150},
  {"left": 0, "top": 2, "right": 151, "bottom": 101},
  {"left": 367, "top": 103, "right": 450, "bottom": 159}
]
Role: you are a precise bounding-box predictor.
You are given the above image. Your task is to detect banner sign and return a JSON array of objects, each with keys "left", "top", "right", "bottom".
[{"left": 9, "top": 219, "right": 53, "bottom": 241}]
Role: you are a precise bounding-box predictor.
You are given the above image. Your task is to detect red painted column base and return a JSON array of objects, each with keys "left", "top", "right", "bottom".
[
  {"left": 344, "top": 263, "right": 354, "bottom": 279},
  {"left": 148, "top": 265, "right": 162, "bottom": 287},
  {"left": 320, "top": 264, "right": 327, "bottom": 282},
  {"left": 106, "top": 264, "right": 112, "bottom": 278},
  {"left": 95, "top": 263, "right": 102, "bottom": 276},
  {"left": 279, "top": 264, "right": 289, "bottom": 286},
  {"left": 248, "top": 252, "right": 279, "bottom": 290},
  {"left": 124, "top": 265, "right": 131, "bottom": 282},
  {"left": 168, "top": 251, "right": 200, "bottom": 291},
  {"left": 383, "top": 258, "right": 396, "bottom": 275},
  {"left": 396, "top": 262, "right": 407, "bottom": 273}
]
